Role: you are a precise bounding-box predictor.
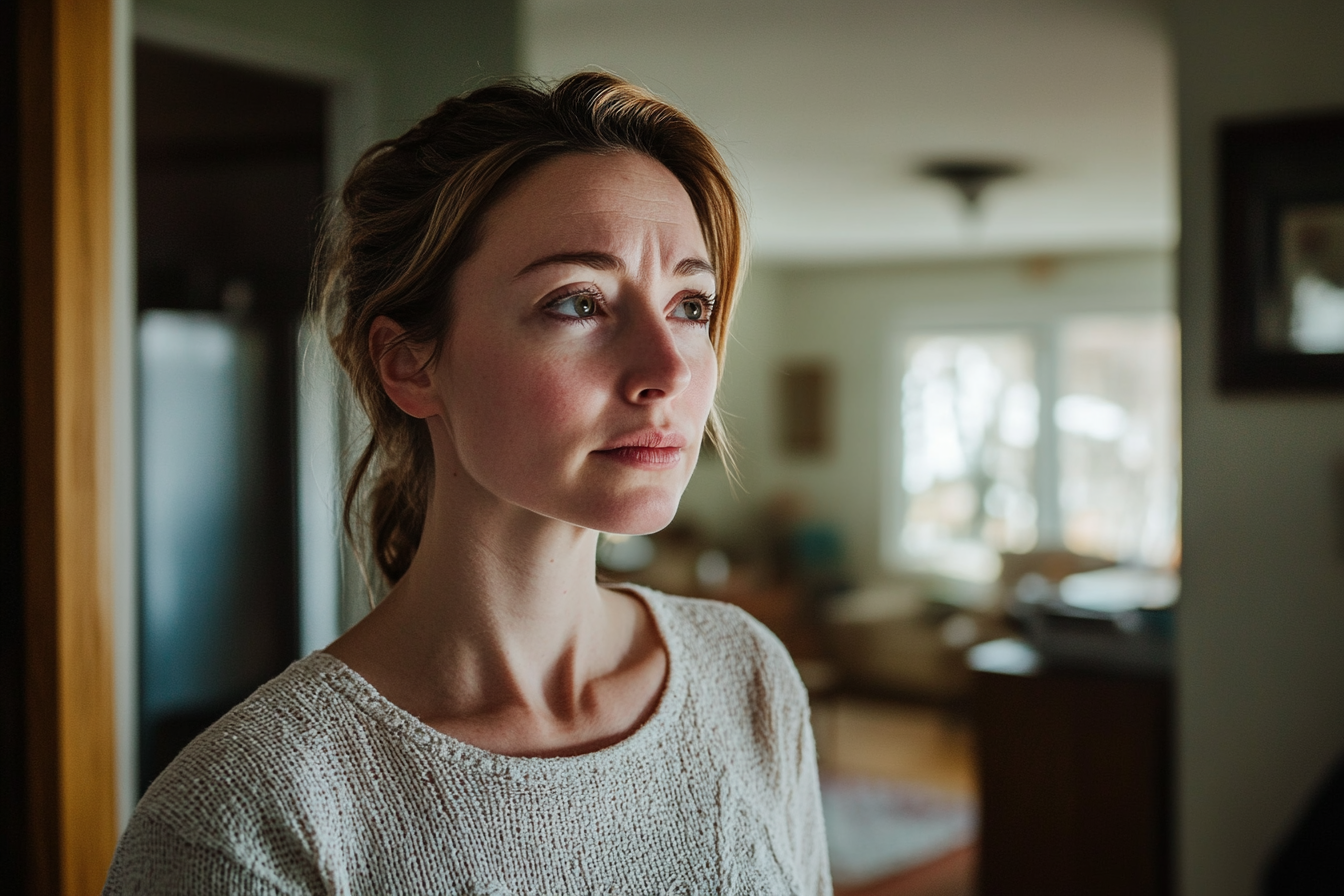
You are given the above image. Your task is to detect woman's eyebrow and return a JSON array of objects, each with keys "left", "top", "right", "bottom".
[
  {"left": 515, "top": 251, "right": 621, "bottom": 279},
  {"left": 514, "top": 252, "right": 715, "bottom": 280},
  {"left": 675, "top": 257, "right": 715, "bottom": 277}
]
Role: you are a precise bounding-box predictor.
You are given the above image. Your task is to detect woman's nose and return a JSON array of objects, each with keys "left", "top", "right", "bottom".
[{"left": 619, "top": 310, "right": 694, "bottom": 404}]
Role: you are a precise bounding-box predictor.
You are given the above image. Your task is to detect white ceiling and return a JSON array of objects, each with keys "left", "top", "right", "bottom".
[{"left": 524, "top": 0, "right": 1176, "bottom": 263}]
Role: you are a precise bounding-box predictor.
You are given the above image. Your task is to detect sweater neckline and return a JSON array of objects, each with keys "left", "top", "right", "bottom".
[{"left": 305, "top": 584, "right": 685, "bottom": 774}]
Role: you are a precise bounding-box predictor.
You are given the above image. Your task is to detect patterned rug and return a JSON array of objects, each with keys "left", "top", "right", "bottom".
[{"left": 822, "top": 776, "right": 978, "bottom": 889}]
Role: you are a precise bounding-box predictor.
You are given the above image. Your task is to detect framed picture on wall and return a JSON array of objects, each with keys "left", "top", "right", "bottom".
[
  {"left": 778, "top": 361, "right": 832, "bottom": 457},
  {"left": 1219, "top": 109, "right": 1344, "bottom": 392}
]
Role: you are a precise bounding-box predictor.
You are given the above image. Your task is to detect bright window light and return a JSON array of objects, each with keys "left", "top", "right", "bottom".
[
  {"left": 899, "top": 332, "right": 1039, "bottom": 583},
  {"left": 895, "top": 314, "right": 1180, "bottom": 582},
  {"left": 1056, "top": 316, "right": 1180, "bottom": 568}
]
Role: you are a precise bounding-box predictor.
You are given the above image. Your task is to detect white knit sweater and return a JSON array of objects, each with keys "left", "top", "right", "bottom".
[{"left": 104, "top": 588, "right": 832, "bottom": 895}]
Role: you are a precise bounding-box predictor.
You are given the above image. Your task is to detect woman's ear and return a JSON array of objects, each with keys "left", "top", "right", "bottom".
[{"left": 370, "top": 316, "right": 441, "bottom": 419}]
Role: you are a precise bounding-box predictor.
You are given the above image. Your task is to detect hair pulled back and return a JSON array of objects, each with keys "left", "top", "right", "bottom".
[{"left": 319, "top": 72, "right": 745, "bottom": 586}]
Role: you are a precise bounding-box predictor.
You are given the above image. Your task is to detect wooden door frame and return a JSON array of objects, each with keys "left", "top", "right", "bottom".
[{"left": 20, "top": 0, "right": 120, "bottom": 891}]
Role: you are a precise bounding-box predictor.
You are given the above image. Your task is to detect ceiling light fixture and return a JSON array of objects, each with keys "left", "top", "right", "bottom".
[{"left": 918, "top": 158, "right": 1025, "bottom": 217}]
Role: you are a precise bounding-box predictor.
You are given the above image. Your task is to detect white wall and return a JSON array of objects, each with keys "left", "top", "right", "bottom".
[
  {"left": 135, "top": 0, "right": 519, "bottom": 140},
  {"left": 678, "top": 250, "right": 1173, "bottom": 583},
  {"left": 677, "top": 266, "right": 785, "bottom": 541},
  {"left": 1172, "top": 1, "right": 1344, "bottom": 893}
]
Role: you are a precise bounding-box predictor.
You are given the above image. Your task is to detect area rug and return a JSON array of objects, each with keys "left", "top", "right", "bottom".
[
  {"left": 833, "top": 845, "right": 977, "bottom": 896},
  {"left": 822, "top": 776, "right": 978, "bottom": 889}
]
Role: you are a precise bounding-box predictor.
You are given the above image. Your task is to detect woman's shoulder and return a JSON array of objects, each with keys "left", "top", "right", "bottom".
[
  {"left": 642, "top": 586, "right": 784, "bottom": 647},
  {"left": 109, "top": 654, "right": 372, "bottom": 892},
  {"left": 633, "top": 587, "right": 816, "bottom": 800},
  {"left": 127, "top": 655, "right": 361, "bottom": 843},
  {"left": 632, "top": 586, "right": 810, "bottom": 708}
]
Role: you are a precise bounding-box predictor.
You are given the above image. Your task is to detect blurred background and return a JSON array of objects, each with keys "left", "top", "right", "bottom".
[
  {"left": 532, "top": 3, "right": 1176, "bottom": 893},
  {"left": 108, "top": 1, "right": 1344, "bottom": 894}
]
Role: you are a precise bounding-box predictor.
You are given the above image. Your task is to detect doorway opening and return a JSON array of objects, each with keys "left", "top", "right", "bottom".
[{"left": 134, "top": 43, "right": 327, "bottom": 794}]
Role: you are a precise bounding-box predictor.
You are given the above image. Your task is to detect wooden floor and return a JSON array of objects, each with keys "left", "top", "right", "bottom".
[
  {"left": 813, "top": 697, "right": 977, "bottom": 795},
  {"left": 812, "top": 697, "right": 979, "bottom": 896}
]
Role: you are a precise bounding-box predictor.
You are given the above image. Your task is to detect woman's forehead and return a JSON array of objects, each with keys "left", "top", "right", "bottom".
[{"left": 476, "top": 153, "right": 708, "bottom": 267}]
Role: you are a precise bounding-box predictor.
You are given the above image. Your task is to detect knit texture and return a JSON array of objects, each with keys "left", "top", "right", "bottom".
[{"left": 104, "top": 588, "right": 832, "bottom": 895}]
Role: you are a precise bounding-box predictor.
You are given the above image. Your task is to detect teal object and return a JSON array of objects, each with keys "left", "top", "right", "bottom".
[{"left": 791, "top": 522, "right": 844, "bottom": 572}]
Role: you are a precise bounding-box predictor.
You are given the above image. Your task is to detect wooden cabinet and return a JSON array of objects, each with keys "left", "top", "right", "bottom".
[{"left": 973, "top": 668, "right": 1172, "bottom": 896}]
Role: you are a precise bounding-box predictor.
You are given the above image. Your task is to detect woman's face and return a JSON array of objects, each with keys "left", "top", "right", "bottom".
[{"left": 429, "top": 151, "right": 720, "bottom": 535}]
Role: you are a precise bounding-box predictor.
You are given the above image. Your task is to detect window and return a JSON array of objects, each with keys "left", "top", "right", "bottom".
[
  {"left": 892, "top": 314, "right": 1179, "bottom": 583},
  {"left": 899, "top": 332, "right": 1039, "bottom": 582}
]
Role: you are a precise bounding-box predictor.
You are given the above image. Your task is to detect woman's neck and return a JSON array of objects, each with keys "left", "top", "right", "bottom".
[
  {"left": 324, "top": 469, "right": 667, "bottom": 756},
  {"left": 395, "top": 498, "right": 613, "bottom": 706}
]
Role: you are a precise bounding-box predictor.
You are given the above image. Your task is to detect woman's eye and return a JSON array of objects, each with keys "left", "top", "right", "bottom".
[
  {"left": 550, "top": 291, "right": 600, "bottom": 319},
  {"left": 672, "top": 295, "right": 713, "bottom": 323}
]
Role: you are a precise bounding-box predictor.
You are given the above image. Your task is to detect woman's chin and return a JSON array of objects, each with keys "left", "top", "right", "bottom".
[{"left": 572, "top": 488, "right": 682, "bottom": 537}]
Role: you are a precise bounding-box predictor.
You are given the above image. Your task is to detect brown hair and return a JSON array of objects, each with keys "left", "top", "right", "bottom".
[{"left": 318, "top": 72, "right": 745, "bottom": 586}]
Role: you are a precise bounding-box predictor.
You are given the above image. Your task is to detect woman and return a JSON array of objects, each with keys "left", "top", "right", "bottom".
[{"left": 105, "top": 72, "right": 830, "bottom": 895}]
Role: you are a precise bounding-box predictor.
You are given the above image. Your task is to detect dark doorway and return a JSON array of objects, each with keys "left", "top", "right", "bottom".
[{"left": 134, "top": 43, "right": 326, "bottom": 794}]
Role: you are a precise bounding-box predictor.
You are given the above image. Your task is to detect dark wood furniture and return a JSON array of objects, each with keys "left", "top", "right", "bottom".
[{"left": 973, "top": 665, "right": 1172, "bottom": 896}]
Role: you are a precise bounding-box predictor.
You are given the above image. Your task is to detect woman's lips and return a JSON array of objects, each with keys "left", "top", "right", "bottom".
[
  {"left": 594, "top": 445, "right": 683, "bottom": 468},
  {"left": 594, "top": 429, "right": 687, "bottom": 468}
]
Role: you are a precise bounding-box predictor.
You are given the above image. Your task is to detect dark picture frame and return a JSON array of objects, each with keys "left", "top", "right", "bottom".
[
  {"left": 778, "top": 361, "right": 832, "bottom": 457},
  {"left": 1219, "top": 109, "right": 1344, "bottom": 392}
]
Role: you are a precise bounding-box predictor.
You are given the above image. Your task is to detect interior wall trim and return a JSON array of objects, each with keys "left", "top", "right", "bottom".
[
  {"left": 19, "top": 0, "right": 119, "bottom": 891},
  {"left": 132, "top": 4, "right": 377, "bottom": 189}
]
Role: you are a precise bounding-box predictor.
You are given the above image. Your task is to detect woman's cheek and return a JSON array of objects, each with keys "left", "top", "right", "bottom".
[
  {"left": 504, "top": 353, "right": 603, "bottom": 444},
  {"left": 687, "top": 348, "right": 720, "bottom": 425}
]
